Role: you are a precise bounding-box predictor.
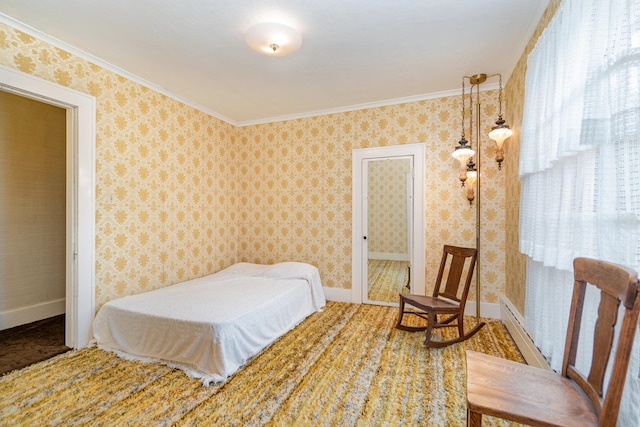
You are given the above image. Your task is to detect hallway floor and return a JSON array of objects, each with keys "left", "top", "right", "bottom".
[{"left": 0, "top": 315, "right": 70, "bottom": 375}]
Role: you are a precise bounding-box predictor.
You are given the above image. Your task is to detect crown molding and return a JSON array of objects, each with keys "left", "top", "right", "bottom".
[
  {"left": 0, "top": 13, "right": 238, "bottom": 126},
  {"left": 236, "top": 84, "right": 498, "bottom": 127},
  {"left": 1, "top": 13, "right": 501, "bottom": 128}
]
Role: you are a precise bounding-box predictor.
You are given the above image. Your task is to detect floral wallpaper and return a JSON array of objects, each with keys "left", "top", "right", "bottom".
[
  {"left": 0, "top": 23, "right": 239, "bottom": 308},
  {"left": 367, "top": 158, "right": 410, "bottom": 258},
  {"left": 1, "top": 20, "right": 508, "bottom": 309},
  {"left": 239, "top": 98, "right": 506, "bottom": 303}
]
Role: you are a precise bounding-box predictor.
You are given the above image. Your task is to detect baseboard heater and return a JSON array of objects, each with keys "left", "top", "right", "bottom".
[{"left": 500, "top": 296, "right": 549, "bottom": 370}]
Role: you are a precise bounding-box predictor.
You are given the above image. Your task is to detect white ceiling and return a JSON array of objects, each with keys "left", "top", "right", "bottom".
[{"left": 0, "top": 0, "right": 549, "bottom": 126}]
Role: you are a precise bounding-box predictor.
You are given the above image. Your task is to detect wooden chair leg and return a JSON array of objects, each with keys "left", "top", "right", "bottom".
[
  {"left": 395, "top": 297, "right": 406, "bottom": 329},
  {"left": 467, "top": 408, "right": 482, "bottom": 427},
  {"left": 422, "top": 312, "right": 436, "bottom": 346}
]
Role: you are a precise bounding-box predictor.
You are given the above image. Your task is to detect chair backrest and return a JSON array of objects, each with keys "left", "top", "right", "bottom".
[
  {"left": 562, "top": 257, "right": 640, "bottom": 426},
  {"left": 432, "top": 245, "right": 477, "bottom": 307}
]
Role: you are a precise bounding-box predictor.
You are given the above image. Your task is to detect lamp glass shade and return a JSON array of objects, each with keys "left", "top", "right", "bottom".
[
  {"left": 465, "top": 168, "right": 477, "bottom": 203},
  {"left": 465, "top": 169, "right": 477, "bottom": 186},
  {"left": 452, "top": 146, "right": 475, "bottom": 167},
  {"left": 488, "top": 125, "right": 513, "bottom": 149}
]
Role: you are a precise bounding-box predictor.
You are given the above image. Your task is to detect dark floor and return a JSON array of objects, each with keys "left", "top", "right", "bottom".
[{"left": 0, "top": 314, "right": 70, "bottom": 375}]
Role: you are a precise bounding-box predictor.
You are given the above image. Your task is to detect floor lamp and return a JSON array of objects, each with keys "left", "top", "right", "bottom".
[{"left": 451, "top": 73, "right": 512, "bottom": 319}]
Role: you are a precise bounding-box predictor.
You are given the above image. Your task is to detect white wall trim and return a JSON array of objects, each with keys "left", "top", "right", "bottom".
[
  {"left": 0, "top": 299, "right": 65, "bottom": 330},
  {"left": 0, "top": 13, "right": 236, "bottom": 126},
  {"left": 352, "top": 143, "right": 426, "bottom": 305},
  {"left": 500, "top": 295, "right": 549, "bottom": 369},
  {"left": 235, "top": 88, "right": 484, "bottom": 127},
  {"left": 368, "top": 252, "right": 410, "bottom": 261},
  {"left": 321, "top": 287, "right": 503, "bottom": 318},
  {"left": 323, "top": 287, "right": 352, "bottom": 303},
  {"left": 0, "top": 64, "right": 96, "bottom": 348},
  {"left": 0, "top": 14, "right": 501, "bottom": 128},
  {"left": 463, "top": 300, "right": 501, "bottom": 319}
]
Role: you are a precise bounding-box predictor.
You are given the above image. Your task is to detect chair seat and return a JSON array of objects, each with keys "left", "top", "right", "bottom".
[
  {"left": 400, "top": 293, "right": 459, "bottom": 312},
  {"left": 466, "top": 350, "right": 597, "bottom": 427},
  {"left": 396, "top": 245, "right": 481, "bottom": 348}
]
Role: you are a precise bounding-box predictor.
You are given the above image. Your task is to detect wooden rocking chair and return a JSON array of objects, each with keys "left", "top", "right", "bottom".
[
  {"left": 395, "top": 245, "right": 485, "bottom": 348},
  {"left": 466, "top": 257, "right": 640, "bottom": 426}
]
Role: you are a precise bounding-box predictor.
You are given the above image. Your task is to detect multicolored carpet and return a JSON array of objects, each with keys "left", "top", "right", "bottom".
[
  {"left": 0, "top": 302, "right": 524, "bottom": 426},
  {"left": 368, "top": 259, "right": 410, "bottom": 303}
]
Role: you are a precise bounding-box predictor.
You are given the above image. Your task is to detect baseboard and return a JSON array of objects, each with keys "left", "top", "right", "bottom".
[
  {"left": 500, "top": 295, "right": 549, "bottom": 369},
  {"left": 368, "top": 253, "right": 410, "bottom": 261},
  {"left": 463, "top": 300, "right": 500, "bottom": 319},
  {"left": 323, "top": 287, "right": 352, "bottom": 303},
  {"left": 0, "top": 298, "right": 65, "bottom": 331},
  {"left": 324, "top": 287, "right": 502, "bottom": 320}
]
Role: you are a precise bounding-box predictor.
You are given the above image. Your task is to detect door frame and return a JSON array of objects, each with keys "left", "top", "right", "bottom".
[
  {"left": 351, "top": 143, "right": 425, "bottom": 305},
  {"left": 1, "top": 65, "right": 96, "bottom": 348}
]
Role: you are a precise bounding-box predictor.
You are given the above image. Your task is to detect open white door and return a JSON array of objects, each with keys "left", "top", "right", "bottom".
[
  {"left": 1, "top": 65, "right": 96, "bottom": 348},
  {"left": 352, "top": 143, "right": 425, "bottom": 306}
]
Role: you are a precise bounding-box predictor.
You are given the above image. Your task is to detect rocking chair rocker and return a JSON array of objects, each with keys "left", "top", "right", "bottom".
[{"left": 395, "top": 245, "right": 484, "bottom": 348}]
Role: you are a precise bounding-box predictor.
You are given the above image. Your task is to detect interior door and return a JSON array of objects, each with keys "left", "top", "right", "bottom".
[
  {"left": 352, "top": 143, "right": 425, "bottom": 307},
  {"left": 363, "top": 157, "right": 413, "bottom": 305}
]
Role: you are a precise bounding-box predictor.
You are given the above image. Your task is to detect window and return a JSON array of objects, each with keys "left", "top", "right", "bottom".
[{"left": 519, "top": 0, "right": 640, "bottom": 424}]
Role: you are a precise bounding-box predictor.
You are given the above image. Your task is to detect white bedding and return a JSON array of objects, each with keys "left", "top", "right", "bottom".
[{"left": 92, "top": 262, "right": 326, "bottom": 385}]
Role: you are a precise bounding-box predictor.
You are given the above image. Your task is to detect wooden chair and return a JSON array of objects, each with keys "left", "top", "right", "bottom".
[
  {"left": 395, "top": 245, "right": 485, "bottom": 348},
  {"left": 466, "top": 257, "right": 640, "bottom": 427}
]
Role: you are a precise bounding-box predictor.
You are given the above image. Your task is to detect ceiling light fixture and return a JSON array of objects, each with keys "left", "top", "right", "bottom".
[{"left": 245, "top": 22, "right": 302, "bottom": 57}]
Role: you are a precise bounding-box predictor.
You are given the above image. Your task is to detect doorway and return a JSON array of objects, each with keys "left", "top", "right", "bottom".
[
  {"left": 0, "top": 65, "right": 96, "bottom": 348},
  {"left": 352, "top": 143, "right": 425, "bottom": 306},
  {"left": 0, "top": 90, "right": 66, "bottom": 341}
]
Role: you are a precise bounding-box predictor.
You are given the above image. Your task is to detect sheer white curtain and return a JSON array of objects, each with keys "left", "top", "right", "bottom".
[{"left": 519, "top": 0, "right": 640, "bottom": 425}]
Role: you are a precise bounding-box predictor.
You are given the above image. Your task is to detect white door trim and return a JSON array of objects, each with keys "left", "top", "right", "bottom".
[
  {"left": 352, "top": 143, "right": 426, "bottom": 304},
  {"left": 0, "top": 65, "right": 96, "bottom": 348}
]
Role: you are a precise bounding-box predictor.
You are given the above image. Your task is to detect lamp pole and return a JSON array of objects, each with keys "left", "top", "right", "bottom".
[
  {"left": 470, "top": 74, "right": 486, "bottom": 320},
  {"left": 452, "top": 73, "right": 510, "bottom": 320}
]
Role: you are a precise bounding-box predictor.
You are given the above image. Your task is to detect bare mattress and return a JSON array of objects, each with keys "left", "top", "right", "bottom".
[{"left": 92, "top": 262, "right": 326, "bottom": 385}]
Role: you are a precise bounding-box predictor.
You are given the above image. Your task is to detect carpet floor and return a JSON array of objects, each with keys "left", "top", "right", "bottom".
[
  {"left": 368, "top": 259, "right": 410, "bottom": 303},
  {"left": 0, "top": 314, "right": 70, "bottom": 375},
  {"left": 0, "top": 302, "right": 524, "bottom": 426}
]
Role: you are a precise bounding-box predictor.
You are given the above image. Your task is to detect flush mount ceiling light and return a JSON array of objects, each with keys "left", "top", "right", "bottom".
[{"left": 245, "top": 22, "right": 302, "bottom": 56}]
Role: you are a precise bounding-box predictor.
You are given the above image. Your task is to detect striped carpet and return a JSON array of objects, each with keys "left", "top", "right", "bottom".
[
  {"left": 0, "top": 302, "right": 524, "bottom": 426},
  {"left": 368, "top": 259, "right": 410, "bottom": 303}
]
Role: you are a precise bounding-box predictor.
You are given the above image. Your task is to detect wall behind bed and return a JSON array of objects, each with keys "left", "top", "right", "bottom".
[
  {"left": 239, "top": 96, "right": 507, "bottom": 305},
  {"left": 0, "top": 23, "right": 241, "bottom": 309},
  {"left": 1, "top": 21, "right": 508, "bottom": 309}
]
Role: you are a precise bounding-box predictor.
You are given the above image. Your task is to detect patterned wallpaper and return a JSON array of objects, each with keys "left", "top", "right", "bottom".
[
  {"left": 239, "top": 98, "right": 506, "bottom": 304},
  {"left": 0, "top": 24, "right": 240, "bottom": 308},
  {"left": 1, "top": 21, "right": 507, "bottom": 308},
  {"left": 504, "top": 0, "right": 562, "bottom": 314},
  {"left": 367, "top": 159, "right": 409, "bottom": 257}
]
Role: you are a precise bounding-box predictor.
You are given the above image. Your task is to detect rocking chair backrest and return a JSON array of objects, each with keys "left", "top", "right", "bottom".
[
  {"left": 433, "top": 245, "right": 477, "bottom": 305},
  {"left": 562, "top": 257, "right": 640, "bottom": 425}
]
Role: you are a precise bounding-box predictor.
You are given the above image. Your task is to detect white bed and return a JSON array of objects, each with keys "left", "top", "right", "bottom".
[{"left": 92, "top": 262, "right": 326, "bottom": 385}]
